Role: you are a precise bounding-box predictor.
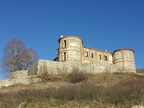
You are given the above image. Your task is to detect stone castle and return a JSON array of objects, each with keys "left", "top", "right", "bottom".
[
  {"left": 0, "top": 35, "right": 136, "bottom": 87},
  {"left": 28, "top": 35, "right": 136, "bottom": 76},
  {"left": 53, "top": 36, "right": 136, "bottom": 72}
]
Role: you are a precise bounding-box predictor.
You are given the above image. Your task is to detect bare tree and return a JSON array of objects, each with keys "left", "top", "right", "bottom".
[
  {"left": 1, "top": 38, "right": 38, "bottom": 72},
  {"left": 20, "top": 48, "right": 38, "bottom": 70}
]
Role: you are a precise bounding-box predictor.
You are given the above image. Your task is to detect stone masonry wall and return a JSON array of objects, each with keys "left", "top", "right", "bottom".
[
  {"left": 0, "top": 70, "right": 41, "bottom": 88},
  {"left": 28, "top": 59, "right": 81, "bottom": 75},
  {"left": 10, "top": 70, "right": 28, "bottom": 79},
  {"left": 28, "top": 59, "right": 122, "bottom": 75},
  {"left": 82, "top": 61, "right": 121, "bottom": 73}
]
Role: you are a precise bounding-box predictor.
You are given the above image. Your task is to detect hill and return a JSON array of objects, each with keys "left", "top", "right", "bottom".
[{"left": 0, "top": 69, "right": 144, "bottom": 108}]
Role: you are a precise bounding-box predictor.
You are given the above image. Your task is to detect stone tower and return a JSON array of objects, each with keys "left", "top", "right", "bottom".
[
  {"left": 113, "top": 48, "right": 136, "bottom": 72},
  {"left": 58, "top": 36, "right": 83, "bottom": 63}
]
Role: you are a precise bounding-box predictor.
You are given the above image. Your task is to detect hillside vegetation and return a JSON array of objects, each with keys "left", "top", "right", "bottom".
[{"left": 0, "top": 69, "right": 144, "bottom": 108}]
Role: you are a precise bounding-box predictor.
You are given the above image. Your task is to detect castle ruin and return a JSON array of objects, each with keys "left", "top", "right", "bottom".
[{"left": 29, "top": 35, "right": 136, "bottom": 75}]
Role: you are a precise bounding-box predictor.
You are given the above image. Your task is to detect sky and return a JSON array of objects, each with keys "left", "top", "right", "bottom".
[{"left": 0, "top": 0, "right": 144, "bottom": 79}]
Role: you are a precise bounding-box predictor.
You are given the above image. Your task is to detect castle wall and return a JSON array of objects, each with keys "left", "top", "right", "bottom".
[
  {"left": 28, "top": 59, "right": 121, "bottom": 76},
  {"left": 82, "top": 47, "right": 113, "bottom": 64},
  {"left": 28, "top": 59, "right": 81, "bottom": 75},
  {"left": 10, "top": 70, "right": 28, "bottom": 79},
  {"left": 82, "top": 61, "right": 121, "bottom": 73},
  {"left": 0, "top": 77, "right": 40, "bottom": 88},
  {"left": 0, "top": 70, "right": 40, "bottom": 88}
]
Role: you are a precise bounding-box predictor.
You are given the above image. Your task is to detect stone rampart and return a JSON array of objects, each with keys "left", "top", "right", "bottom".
[
  {"left": 28, "top": 59, "right": 122, "bottom": 75},
  {"left": 82, "top": 61, "right": 121, "bottom": 73},
  {"left": 10, "top": 70, "right": 28, "bottom": 79},
  {"left": 28, "top": 59, "right": 81, "bottom": 75},
  {"left": 0, "top": 70, "right": 40, "bottom": 88},
  {"left": 0, "top": 77, "right": 40, "bottom": 88}
]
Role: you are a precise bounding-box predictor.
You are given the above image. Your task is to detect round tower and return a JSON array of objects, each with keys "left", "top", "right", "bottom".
[
  {"left": 113, "top": 48, "right": 136, "bottom": 72},
  {"left": 58, "top": 36, "right": 83, "bottom": 63}
]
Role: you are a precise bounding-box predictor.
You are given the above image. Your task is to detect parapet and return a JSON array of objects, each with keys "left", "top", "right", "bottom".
[
  {"left": 113, "top": 48, "right": 135, "bottom": 53},
  {"left": 58, "top": 35, "right": 83, "bottom": 44}
]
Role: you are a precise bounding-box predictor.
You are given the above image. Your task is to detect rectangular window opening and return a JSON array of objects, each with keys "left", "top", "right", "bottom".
[
  {"left": 99, "top": 55, "right": 101, "bottom": 60},
  {"left": 104, "top": 56, "right": 108, "bottom": 61},
  {"left": 91, "top": 53, "right": 94, "bottom": 58},
  {"left": 63, "top": 52, "right": 66, "bottom": 61},
  {"left": 63, "top": 40, "right": 66, "bottom": 48}
]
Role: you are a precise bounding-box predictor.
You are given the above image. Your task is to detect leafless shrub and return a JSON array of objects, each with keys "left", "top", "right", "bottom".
[
  {"left": 68, "top": 68, "right": 88, "bottom": 83},
  {"left": 76, "top": 82, "right": 103, "bottom": 100},
  {"left": 106, "top": 78, "right": 144, "bottom": 106},
  {"left": 48, "top": 82, "right": 103, "bottom": 101}
]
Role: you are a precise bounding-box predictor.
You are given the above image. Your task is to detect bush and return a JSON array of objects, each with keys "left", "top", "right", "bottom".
[
  {"left": 68, "top": 69, "right": 88, "bottom": 83},
  {"left": 106, "top": 78, "right": 144, "bottom": 106}
]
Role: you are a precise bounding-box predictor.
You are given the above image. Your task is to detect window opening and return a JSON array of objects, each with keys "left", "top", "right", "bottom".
[
  {"left": 63, "top": 40, "right": 66, "bottom": 48},
  {"left": 99, "top": 55, "right": 101, "bottom": 60},
  {"left": 63, "top": 52, "right": 66, "bottom": 61},
  {"left": 104, "top": 56, "right": 108, "bottom": 61},
  {"left": 84, "top": 52, "right": 88, "bottom": 57},
  {"left": 91, "top": 53, "right": 94, "bottom": 58}
]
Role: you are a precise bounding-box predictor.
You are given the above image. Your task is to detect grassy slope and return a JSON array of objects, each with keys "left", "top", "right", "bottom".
[{"left": 0, "top": 70, "right": 144, "bottom": 108}]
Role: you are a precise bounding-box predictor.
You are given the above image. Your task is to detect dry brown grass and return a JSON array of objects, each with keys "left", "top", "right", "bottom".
[
  {"left": 137, "top": 69, "right": 144, "bottom": 74},
  {"left": 0, "top": 69, "right": 144, "bottom": 108}
]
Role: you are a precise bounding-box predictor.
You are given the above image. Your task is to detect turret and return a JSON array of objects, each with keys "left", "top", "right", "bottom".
[
  {"left": 113, "top": 48, "right": 136, "bottom": 72},
  {"left": 58, "top": 36, "right": 83, "bottom": 63}
]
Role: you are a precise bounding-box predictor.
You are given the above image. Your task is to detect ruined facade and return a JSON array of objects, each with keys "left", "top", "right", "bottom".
[{"left": 53, "top": 36, "right": 136, "bottom": 73}]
